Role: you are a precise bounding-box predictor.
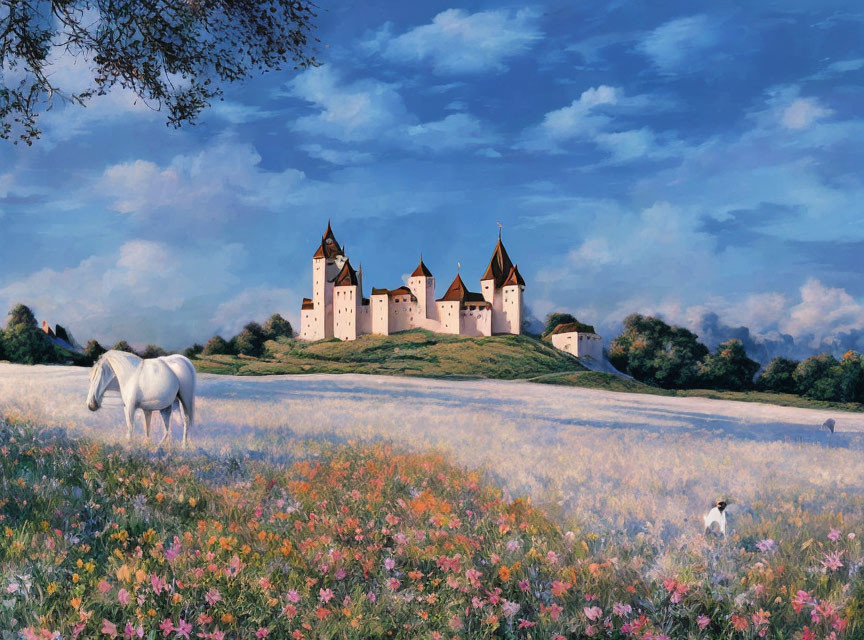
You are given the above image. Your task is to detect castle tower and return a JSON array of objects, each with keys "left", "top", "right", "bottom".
[
  {"left": 501, "top": 264, "right": 525, "bottom": 334},
  {"left": 302, "top": 221, "right": 345, "bottom": 340},
  {"left": 480, "top": 230, "right": 517, "bottom": 334},
  {"left": 333, "top": 259, "right": 359, "bottom": 341},
  {"left": 408, "top": 253, "right": 436, "bottom": 322}
]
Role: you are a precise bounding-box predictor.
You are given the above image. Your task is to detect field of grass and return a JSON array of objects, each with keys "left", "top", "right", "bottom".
[
  {"left": 535, "top": 371, "right": 864, "bottom": 413},
  {"left": 2, "top": 417, "right": 862, "bottom": 639},
  {"left": 194, "top": 331, "right": 587, "bottom": 380}
]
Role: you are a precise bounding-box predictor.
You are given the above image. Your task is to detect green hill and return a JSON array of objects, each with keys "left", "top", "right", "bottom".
[{"left": 193, "top": 329, "right": 587, "bottom": 379}]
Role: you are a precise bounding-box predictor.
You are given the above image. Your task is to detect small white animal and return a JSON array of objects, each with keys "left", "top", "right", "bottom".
[{"left": 703, "top": 500, "right": 728, "bottom": 537}]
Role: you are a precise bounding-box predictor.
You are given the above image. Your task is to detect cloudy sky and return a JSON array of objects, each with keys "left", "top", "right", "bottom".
[{"left": 1, "top": 1, "right": 863, "bottom": 357}]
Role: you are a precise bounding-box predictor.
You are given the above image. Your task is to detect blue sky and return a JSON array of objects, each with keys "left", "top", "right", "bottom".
[{"left": 1, "top": 1, "right": 863, "bottom": 357}]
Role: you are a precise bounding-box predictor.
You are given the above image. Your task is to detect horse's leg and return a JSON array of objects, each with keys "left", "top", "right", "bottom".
[
  {"left": 178, "top": 390, "right": 193, "bottom": 450},
  {"left": 159, "top": 406, "right": 172, "bottom": 448},
  {"left": 124, "top": 403, "right": 136, "bottom": 443},
  {"left": 143, "top": 410, "right": 153, "bottom": 443}
]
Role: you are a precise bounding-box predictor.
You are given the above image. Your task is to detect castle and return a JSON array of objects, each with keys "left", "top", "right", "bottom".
[{"left": 299, "top": 223, "right": 526, "bottom": 341}]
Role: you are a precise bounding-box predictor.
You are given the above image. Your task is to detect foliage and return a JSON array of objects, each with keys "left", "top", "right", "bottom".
[
  {"left": 1, "top": 0, "right": 319, "bottom": 144},
  {"left": 140, "top": 344, "right": 168, "bottom": 359},
  {"left": 263, "top": 313, "right": 294, "bottom": 340},
  {"left": 231, "top": 322, "right": 268, "bottom": 358},
  {"left": 758, "top": 357, "right": 800, "bottom": 394},
  {"left": 203, "top": 336, "right": 234, "bottom": 356},
  {"left": 540, "top": 312, "right": 596, "bottom": 339},
  {"left": 0, "top": 419, "right": 861, "bottom": 639},
  {"left": 794, "top": 354, "right": 843, "bottom": 401},
  {"left": 83, "top": 339, "right": 107, "bottom": 363},
  {"left": 839, "top": 351, "right": 864, "bottom": 404},
  {"left": 184, "top": 343, "right": 204, "bottom": 359},
  {"left": 608, "top": 314, "right": 709, "bottom": 389},
  {"left": 111, "top": 340, "right": 137, "bottom": 355},
  {"left": 697, "top": 339, "right": 760, "bottom": 391},
  {"left": 5, "top": 303, "right": 38, "bottom": 330}
]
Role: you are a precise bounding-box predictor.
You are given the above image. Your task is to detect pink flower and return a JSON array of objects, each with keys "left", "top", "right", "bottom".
[
  {"left": 101, "top": 620, "right": 118, "bottom": 638},
  {"left": 283, "top": 604, "right": 298, "bottom": 618},
  {"left": 367, "top": 591, "right": 377, "bottom": 603},
  {"left": 517, "top": 619, "right": 536, "bottom": 629},
  {"left": 255, "top": 629, "right": 269, "bottom": 639},
  {"left": 387, "top": 577, "right": 401, "bottom": 591},
  {"left": 384, "top": 557, "right": 395, "bottom": 571},
  {"left": 584, "top": 606, "right": 603, "bottom": 621},
  {"left": 123, "top": 623, "right": 143, "bottom": 639},
  {"left": 117, "top": 588, "right": 130, "bottom": 605},
  {"left": 518, "top": 580, "right": 530, "bottom": 592},
  {"left": 150, "top": 574, "right": 165, "bottom": 595},
  {"left": 613, "top": 602, "right": 632, "bottom": 617},
  {"left": 756, "top": 539, "right": 776, "bottom": 553},
  {"left": 286, "top": 589, "right": 301, "bottom": 603},
  {"left": 225, "top": 555, "right": 245, "bottom": 577},
  {"left": 175, "top": 619, "right": 192, "bottom": 639},
  {"left": 501, "top": 600, "right": 520, "bottom": 618},
  {"left": 98, "top": 580, "right": 112, "bottom": 594},
  {"left": 465, "top": 568, "right": 482, "bottom": 587},
  {"left": 545, "top": 603, "right": 564, "bottom": 621},
  {"left": 585, "top": 624, "right": 597, "bottom": 637},
  {"left": 205, "top": 588, "right": 221, "bottom": 605},
  {"left": 158, "top": 619, "right": 174, "bottom": 637},
  {"left": 828, "top": 527, "right": 842, "bottom": 541},
  {"left": 319, "top": 588, "right": 334, "bottom": 603},
  {"left": 792, "top": 590, "right": 813, "bottom": 613},
  {"left": 697, "top": 615, "right": 710, "bottom": 629},
  {"left": 822, "top": 550, "right": 844, "bottom": 572}
]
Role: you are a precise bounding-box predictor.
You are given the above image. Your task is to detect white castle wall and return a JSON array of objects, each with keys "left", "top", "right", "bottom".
[
  {"left": 333, "top": 286, "right": 358, "bottom": 341},
  {"left": 459, "top": 308, "right": 492, "bottom": 337},
  {"left": 437, "top": 301, "right": 460, "bottom": 334}
]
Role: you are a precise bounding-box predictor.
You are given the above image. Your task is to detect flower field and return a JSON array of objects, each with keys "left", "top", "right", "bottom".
[{"left": 2, "top": 417, "right": 862, "bottom": 640}]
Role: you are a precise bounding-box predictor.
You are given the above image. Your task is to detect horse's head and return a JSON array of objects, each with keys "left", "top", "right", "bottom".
[{"left": 87, "top": 357, "right": 114, "bottom": 411}]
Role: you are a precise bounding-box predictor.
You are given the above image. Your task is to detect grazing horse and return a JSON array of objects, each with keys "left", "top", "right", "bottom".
[{"left": 86, "top": 350, "right": 196, "bottom": 447}]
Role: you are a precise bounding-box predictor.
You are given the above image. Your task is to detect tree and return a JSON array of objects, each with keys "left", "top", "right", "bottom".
[
  {"left": 793, "top": 354, "right": 842, "bottom": 401},
  {"left": 2, "top": 0, "right": 318, "bottom": 144},
  {"left": 2, "top": 322, "right": 56, "bottom": 364},
  {"left": 183, "top": 343, "right": 204, "bottom": 359},
  {"left": 83, "top": 339, "right": 107, "bottom": 363},
  {"left": 112, "top": 340, "right": 137, "bottom": 354},
  {"left": 838, "top": 351, "right": 864, "bottom": 403},
  {"left": 541, "top": 313, "right": 578, "bottom": 340},
  {"left": 757, "top": 357, "right": 799, "bottom": 394},
  {"left": 608, "top": 314, "right": 709, "bottom": 389},
  {"left": 6, "top": 303, "right": 37, "bottom": 330},
  {"left": 232, "top": 322, "right": 267, "bottom": 357},
  {"left": 263, "top": 313, "right": 293, "bottom": 340},
  {"left": 697, "top": 339, "right": 760, "bottom": 391},
  {"left": 202, "top": 335, "right": 233, "bottom": 356},
  {"left": 140, "top": 344, "right": 168, "bottom": 359}
]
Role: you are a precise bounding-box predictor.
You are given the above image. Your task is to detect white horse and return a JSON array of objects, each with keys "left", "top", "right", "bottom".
[{"left": 86, "top": 350, "right": 196, "bottom": 447}]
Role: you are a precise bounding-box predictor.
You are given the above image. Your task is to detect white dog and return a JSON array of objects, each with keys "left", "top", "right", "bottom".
[{"left": 703, "top": 500, "right": 728, "bottom": 537}]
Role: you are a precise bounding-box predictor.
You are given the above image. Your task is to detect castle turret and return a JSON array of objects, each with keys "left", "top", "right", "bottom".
[
  {"left": 333, "top": 259, "right": 359, "bottom": 341},
  {"left": 301, "top": 221, "right": 345, "bottom": 340},
  {"left": 480, "top": 230, "right": 519, "bottom": 334},
  {"left": 408, "top": 253, "right": 436, "bottom": 322}
]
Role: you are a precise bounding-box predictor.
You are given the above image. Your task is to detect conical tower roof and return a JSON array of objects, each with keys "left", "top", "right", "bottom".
[
  {"left": 334, "top": 259, "right": 359, "bottom": 286},
  {"left": 313, "top": 221, "right": 345, "bottom": 259},
  {"left": 481, "top": 233, "right": 515, "bottom": 288},
  {"left": 410, "top": 253, "right": 433, "bottom": 278}
]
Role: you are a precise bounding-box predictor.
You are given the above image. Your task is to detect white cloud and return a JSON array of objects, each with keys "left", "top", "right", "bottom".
[
  {"left": 404, "top": 113, "right": 495, "bottom": 151},
  {"left": 369, "top": 9, "right": 542, "bottom": 75},
  {"left": 98, "top": 138, "right": 305, "bottom": 220},
  {"left": 781, "top": 97, "right": 832, "bottom": 130},
  {"left": 289, "top": 67, "right": 409, "bottom": 142},
  {"left": 638, "top": 15, "right": 719, "bottom": 72},
  {"left": 299, "top": 144, "right": 373, "bottom": 165},
  {"left": 211, "top": 286, "right": 301, "bottom": 338},
  {"left": 781, "top": 279, "right": 864, "bottom": 346},
  {"left": 0, "top": 240, "right": 247, "bottom": 349}
]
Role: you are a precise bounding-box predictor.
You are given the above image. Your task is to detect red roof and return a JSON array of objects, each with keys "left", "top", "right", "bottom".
[
  {"left": 301, "top": 298, "right": 314, "bottom": 310},
  {"left": 312, "top": 221, "right": 345, "bottom": 259},
  {"left": 334, "top": 260, "right": 359, "bottom": 286},
  {"left": 371, "top": 286, "right": 416, "bottom": 300},
  {"left": 481, "top": 235, "right": 515, "bottom": 287},
  {"left": 503, "top": 264, "right": 525, "bottom": 287},
  {"left": 410, "top": 255, "right": 433, "bottom": 278},
  {"left": 437, "top": 274, "right": 489, "bottom": 306}
]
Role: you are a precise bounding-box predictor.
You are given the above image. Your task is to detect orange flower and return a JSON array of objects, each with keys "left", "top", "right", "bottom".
[{"left": 498, "top": 566, "right": 511, "bottom": 582}]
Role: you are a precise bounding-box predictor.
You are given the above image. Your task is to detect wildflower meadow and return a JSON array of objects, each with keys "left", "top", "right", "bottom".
[{"left": 1, "top": 414, "right": 862, "bottom": 640}]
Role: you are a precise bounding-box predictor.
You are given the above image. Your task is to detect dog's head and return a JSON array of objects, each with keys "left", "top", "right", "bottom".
[{"left": 716, "top": 500, "right": 727, "bottom": 512}]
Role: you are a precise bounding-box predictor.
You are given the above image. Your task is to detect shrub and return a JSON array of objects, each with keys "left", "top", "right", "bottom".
[
  {"left": 263, "top": 313, "right": 294, "bottom": 340},
  {"left": 83, "top": 339, "right": 107, "bottom": 363},
  {"left": 232, "top": 322, "right": 267, "bottom": 357},
  {"left": 112, "top": 340, "right": 137, "bottom": 354},
  {"left": 697, "top": 339, "right": 760, "bottom": 391},
  {"left": 203, "top": 335, "right": 234, "bottom": 356},
  {"left": 758, "top": 357, "right": 799, "bottom": 394},
  {"left": 183, "top": 343, "right": 204, "bottom": 358},
  {"left": 140, "top": 344, "right": 168, "bottom": 359},
  {"left": 794, "top": 354, "right": 842, "bottom": 401},
  {"left": 609, "top": 314, "right": 709, "bottom": 389}
]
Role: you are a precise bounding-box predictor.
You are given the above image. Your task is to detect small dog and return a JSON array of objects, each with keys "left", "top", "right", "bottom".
[{"left": 703, "top": 500, "right": 728, "bottom": 537}]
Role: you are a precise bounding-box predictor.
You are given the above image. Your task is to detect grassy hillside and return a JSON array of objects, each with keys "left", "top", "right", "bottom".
[{"left": 194, "top": 329, "right": 588, "bottom": 379}]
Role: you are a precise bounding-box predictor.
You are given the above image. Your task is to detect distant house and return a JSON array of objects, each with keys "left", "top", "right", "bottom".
[
  {"left": 549, "top": 322, "right": 603, "bottom": 360},
  {"left": 299, "top": 222, "right": 526, "bottom": 341}
]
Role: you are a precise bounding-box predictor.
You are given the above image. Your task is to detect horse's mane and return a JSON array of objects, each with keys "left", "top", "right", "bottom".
[{"left": 98, "top": 350, "right": 143, "bottom": 382}]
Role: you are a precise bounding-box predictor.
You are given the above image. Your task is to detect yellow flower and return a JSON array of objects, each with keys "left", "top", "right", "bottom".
[
  {"left": 47, "top": 583, "right": 58, "bottom": 594},
  {"left": 188, "top": 497, "right": 197, "bottom": 507},
  {"left": 135, "top": 569, "right": 146, "bottom": 583},
  {"left": 172, "top": 593, "right": 183, "bottom": 604},
  {"left": 70, "top": 596, "right": 82, "bottom": 610},
  {"left": 72, "top": 573, "right": 80, "bottom": 583},
  {"left": 116, "top": 564, "right": 132, "bottom": 582}
]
